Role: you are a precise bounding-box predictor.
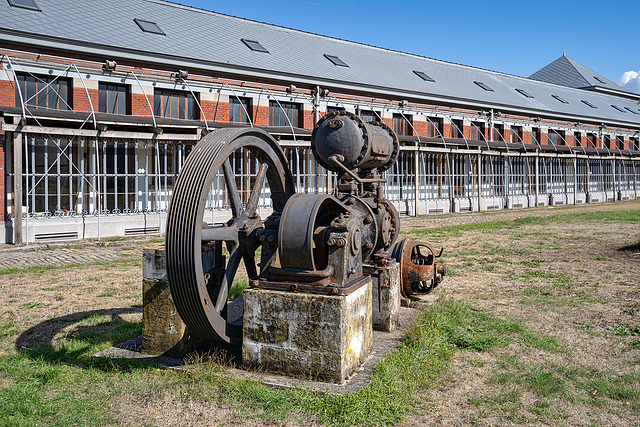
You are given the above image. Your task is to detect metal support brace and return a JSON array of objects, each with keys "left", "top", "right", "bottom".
[
  {"left": 414, "top": 151, "right": 419, "bottom": 216},
  {"left": 12, "top": 132, "right": 22, "bottom": 245},
  {"left": 535, "top": 152, "right": 540, "bottom": 206}
]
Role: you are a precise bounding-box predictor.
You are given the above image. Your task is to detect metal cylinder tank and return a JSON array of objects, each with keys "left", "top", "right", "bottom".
[{"left": 311, "top": 111, "right": 399, "bottom": 173}]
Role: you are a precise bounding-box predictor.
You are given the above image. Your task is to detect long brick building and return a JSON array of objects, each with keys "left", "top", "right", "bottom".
[{"left": 1, "top": 0, "right": 639, "bottom": 244}]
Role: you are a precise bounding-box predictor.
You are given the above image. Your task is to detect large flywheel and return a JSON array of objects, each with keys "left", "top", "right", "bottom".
[{"left": 166, "top": 128, "right": 295, "bottom": 344}]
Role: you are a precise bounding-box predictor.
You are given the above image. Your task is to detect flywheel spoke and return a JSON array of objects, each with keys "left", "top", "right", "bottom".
[
  {"left": 201, "top": 224, "right": 239, "bottom": 243},
  {"left": 246, "top": 162, "right": 269, "bottom": 218},
  {"left": 223, "top": 159, "right": 244, "bottom": 218},
  {"left": 215, "top": 244, "right": 242, "bottom": 311},
  {"left": 243, "top": 251, "right": 258, "bottom": 279}
]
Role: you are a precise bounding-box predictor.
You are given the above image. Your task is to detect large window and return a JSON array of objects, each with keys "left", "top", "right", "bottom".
[
  {"left": 549, "top": 130, "right": 565, "bottom": 146},
  {"left": 359, "top": 110, "right": 380, "bottom": 123},
  {"left": 574, "top": 132, "right": 583, "bottom": 147},
  {"left": 154, "top": 89, "right": 198, "bottom": 120},
  {"left": 616, "top": 136, "right": 625, "bottom": 150},
  {"left": 451, "top": 119, "right": 463, "bottom": 139},
  {"left": 269, "top": 101, "right": 300, "bottom": 127},
  {"left": 393, "top": 113, "right": 412, "bottom": 136},
  {"left": 427, "top": 117, "right": 442, "bottom": 138},
  {"left": 493, "top": 124, "right": 504, "bottom": 142},
  {"left": 15, "top": 73, "right": 70, "bottom": 110},
  {"left": 470, "top": 122, "right": 485, "bottom": 141},
  {"left": 229, "top": 97, "right": 251, "bottom": 124},
  {"left": 631, "top": 137, "right": 639, "bottom": 151},
  {"left": 587, "top": 133, "right": 598, "bottom": 148},
  {"left": 532, "top": 127, "right": 542, "bottom": 145},
  {"left": 99, "top": 83, "right": 128, "bottom": 115},
  {"left": 604, "top": 135, "right": 613, "bottom": 150},
  {"left": 511, "top": 126, "right": 523, "bottom": 144}
]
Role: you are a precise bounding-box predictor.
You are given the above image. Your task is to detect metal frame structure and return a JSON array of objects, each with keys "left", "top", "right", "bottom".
[{"left": 2, "top": 55, "right": 639, "bottom": 244}]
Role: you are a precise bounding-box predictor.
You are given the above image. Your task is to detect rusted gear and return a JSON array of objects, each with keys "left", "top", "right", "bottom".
[
  {"left": 379, "top": 198, "right": 400, "bottom": 250},
  {"left": 389, "top": 237, "right": 446, "bottom": 298}
]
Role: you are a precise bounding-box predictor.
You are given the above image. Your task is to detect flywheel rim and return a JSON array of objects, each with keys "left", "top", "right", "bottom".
[{"left": 166, "top": 128, "right": 294, "bottom": 344}]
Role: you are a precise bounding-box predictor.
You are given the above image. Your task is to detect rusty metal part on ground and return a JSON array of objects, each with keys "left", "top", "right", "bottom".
[{"left": 165, "top": 111, "right": 446, "bottom": 344}]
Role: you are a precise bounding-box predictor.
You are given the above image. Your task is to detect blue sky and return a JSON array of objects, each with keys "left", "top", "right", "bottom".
[{"left": 177, "top": 0, "right": 640, "bottom": 92}]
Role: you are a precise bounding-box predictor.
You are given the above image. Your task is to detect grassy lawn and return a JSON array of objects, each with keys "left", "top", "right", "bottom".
[{"left": 0, "top": 202, "right": 639, "bottom": 425}]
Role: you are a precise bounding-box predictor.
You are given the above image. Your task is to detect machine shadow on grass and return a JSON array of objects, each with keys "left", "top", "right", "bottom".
[
  {"left": 619, "top": 241, "right": 640, "bottom": 253},
  {"left": 14, "top": 306, "right": 149, "bottom": 371}
]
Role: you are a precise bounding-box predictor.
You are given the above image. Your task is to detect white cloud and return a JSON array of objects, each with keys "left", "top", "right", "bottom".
[{"left": 616, "top": 71, "right": 640, "bottom": 94}]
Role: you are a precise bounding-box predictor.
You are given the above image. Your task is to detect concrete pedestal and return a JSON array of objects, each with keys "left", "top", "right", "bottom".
[
  {"left": 242, "top": 278, "right": 372, "bottom": 383},
  {"left": 142, "top": 248, "right": 190, "bottom": 357},
  {"left": 364, "top": 261, "right": 401, "bottom": 332}
]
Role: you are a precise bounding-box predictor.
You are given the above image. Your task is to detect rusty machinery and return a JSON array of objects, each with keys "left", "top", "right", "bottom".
[{"left": 166, "top": 112, "right": 445, "bottom": 344}]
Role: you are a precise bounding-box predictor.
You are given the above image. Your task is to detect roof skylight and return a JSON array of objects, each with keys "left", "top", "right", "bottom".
[
  {"left": 611, "top": 105, "right": 626, "bottom": 113},
  {"left": 593, "top": 76, "right": 607, "bottom": 84},
  {"left": 134, "top": 18, "right": 165, "bottom": 35},
  {"left": 581, "top": 100, "right": 598, "bottom": 109},
  {"left": 324, "top": 54, "right": 348, "bottom": 67},
  {"left": 7, "top": 0, "right": 41, "bottom": 11},
  {"left": 474, "top": 81, "right": 494, "bottom": 92},
  {"left": 413, "top": 70, "right": 435, "bottom": 82},
  {"left": 515, "top": 88, "right": 533, "bottom": 98},
  {"left": 624, "top": 107, "right": 639, "bottom": 115},
  {"left": 242, "top": 39, "right": 269, "bottom": 53},
  {"left": 551, "top": 94, "right": 568, "bottom": 104}
]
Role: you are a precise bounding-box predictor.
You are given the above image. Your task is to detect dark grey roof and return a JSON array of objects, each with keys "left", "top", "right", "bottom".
[
  {"left": 529, "top": 54, "right": 638, "bottom": 99},
  {"left": 1, "top": 0, "right": 640, "bottom": 129}
]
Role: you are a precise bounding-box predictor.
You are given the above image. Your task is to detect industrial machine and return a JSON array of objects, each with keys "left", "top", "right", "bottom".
[{"left": 166, "top": 111, "right": 445, "bottom": 344}]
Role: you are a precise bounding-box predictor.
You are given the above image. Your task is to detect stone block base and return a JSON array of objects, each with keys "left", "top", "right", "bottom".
[
  {"left": 364, "top": 261, "right": 401, "bottom": 332},
  {"left": 242, "top": 277, "right": 372, "bottom": 383},
  {"left": 142, "top": 248, "right": 190, "bottom": 357}
]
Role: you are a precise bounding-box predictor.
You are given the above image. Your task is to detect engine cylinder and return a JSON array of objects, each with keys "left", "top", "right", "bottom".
[{"left": 311, "top": 111, "right": 398, "bottom": 173}]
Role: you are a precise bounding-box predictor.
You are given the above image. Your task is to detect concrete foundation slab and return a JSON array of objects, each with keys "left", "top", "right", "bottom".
[
  {"left": 364, "top": 262, "right": 400, "bottom": 332},
  {"left": 142, "top": 248, "right": 191, "bottom": 357},
  {"left": 242, "top": 278, "right": 373, "bottom": 383},
  {"left": 95, "top": 304, "right": 431, "bottom": 394}
]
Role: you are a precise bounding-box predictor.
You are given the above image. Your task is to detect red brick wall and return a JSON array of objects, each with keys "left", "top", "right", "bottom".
[
  {"left": 442, "top": 122, "right": 451, "bottom": 139},
  {"left": 301, "top": 109, "right": 314, "bottom": 129},
  {"left": 254, "top": 105, "right": 269, "bottom": 126},
  {"left": 502, "top": 128, "right": 511, "bottom": 143},
  {"left": 72, "top": 87, "right": 98, "bottom": 113},
  {"left": 130, "top": 93, "right": 154, "bottom": 117},
  {"left": 204, "top": 98, "right": 229, "bottom": 123},
  {"left": 413, "top": 121, "right": 428, "bottom": 137},
  {"left": 0, "top": 80, "right": 14, "bottom": 108},
  {"left": 463, "top": 124, "right": 471, "bottom": 140}
]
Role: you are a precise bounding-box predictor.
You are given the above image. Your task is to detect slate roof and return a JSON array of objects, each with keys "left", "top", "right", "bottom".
[
  {"left": 1, "top": 0, "right": 640, "bottom": 129},
  {"left": 529, "top": 54, "right": 638, "bottom": 99}
]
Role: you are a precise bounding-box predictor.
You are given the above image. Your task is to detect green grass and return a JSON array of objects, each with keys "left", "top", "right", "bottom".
[
  {"left": 407, "top": 209, "right": 640, "bottom": 238},
  {"left": 20, "top": 302, "right": 41, "bottom": 309},
  {"left": 229, "top": 280, "right": 249, "bottom": 300},
  {"left": 1, "top": 298, "right": 560, "bottom": 426},
  {"left": 487, "top": 361, "right": 640, "bottom": 411},
  {"left": 607, "top": 324, "right": 640, "bottom": 336},
  {"left": 97, "top": 290, "right": 117, "bottom": 298},
  {"left": 0, "top": 321, "right": 20, "bottom": 341}
]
